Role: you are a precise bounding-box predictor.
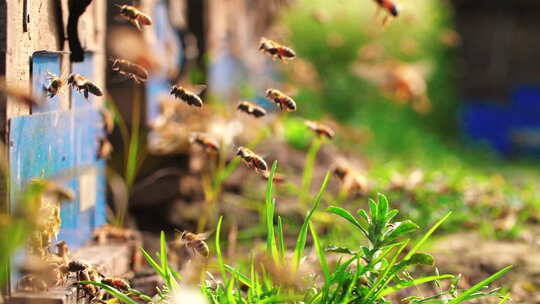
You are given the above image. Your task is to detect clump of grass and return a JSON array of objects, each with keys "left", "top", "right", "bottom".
[{"left": 92, "top": 162, "right": 511, "bottom": 304}]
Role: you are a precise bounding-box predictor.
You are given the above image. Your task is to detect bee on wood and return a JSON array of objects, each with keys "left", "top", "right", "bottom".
[
  {"left": 305, "top": 120, "right": 335, "bottom": 140},
  {"left": 259, "top": 170, "right": 286, "bottom": 184},
  {"left": 237, "top": 101, "right": 267, "bottom": 118},
  {"left": 236, "top": 147, "right": 268, "bottom": 172},
  {"left": 265, "top": 89, "right": 296, "bottom": 112},
  {"left": 170, "top": 84, "right": 206, "bottom": 107},
  {"left": 115, "top": 4, "right": 152, "bottom": 31},
  {"left": 67, "top": 74, "right": 103, "bottom": 99},
  {"left": 16, "top": 274, "right": 48, "bottom": 292},
  {"left": 45, "top": 71, "right": 65, "bottom": 98},
  {"left": 259, "top": 37, "right": 296, "bottom": 61},
  {"left": 59, "top": 260, "right": 90, "bottom": 275},
  {"left": 374, "top": 0, "right": 399, "bottom": 24},
  {"left": 190, "top": 133, "right": 220, "bottom": 154},
  {"left": 75, "top": 268, "right": 101, "bottom": 300},
  {"left": 102, "top": 277, "right": 130, "bottom": 292},
  {"left": 177, "top": 230, "right": 210, "bottom": 257},
  {"left": 97, "top": 138, "right": 113, "bottom": 159},
  {"left": 111, "top": 58, "right": 149, "bottom": 83}
]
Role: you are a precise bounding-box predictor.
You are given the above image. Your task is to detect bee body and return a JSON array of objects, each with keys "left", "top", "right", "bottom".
[
  {"left": 305, "top": 121, "right": 335, "bottom": 139},
  {"left": 67, "top": 74, "right": 103, "bottom": 99},
  {"left": 259, "top": 38, "right": 296, "bottom": 61},
  {"left": 46, "top": 72, "right": 65, "bottom": 98},
  {"left": 259, "top": 170, "right": 286, "bottom": 183},
  {"left": 237, "top": 101, "right": 267, "bottom": 118},
  {"left": 117, "top": 5, "right": 152, "bottom": 30},
  {"left": 170, "top": 85, "right": 204, "bottom": 107},
  {"left": 111, "top": 59, "right": 149, "bottom": 83},
  {"left": 237, "top": 147, "right": 268, "bottom": 172},
  {"left": 102, "top": 277, "right": 130, "bottom": 292},
  {"left": 375, "top": 0, "right": 399, "bottom": 16},
  {"left": 97, "top": 138, "right": 113, "bottom": 159},
  {"left": 180, "top": 231, "right": 209, "bottom": 257},
  {"left": 265, "top": 89, "right": 296, "bottom": 112},
  {"left": 190, "top": 133, "right": 219, "bottom": 153}
]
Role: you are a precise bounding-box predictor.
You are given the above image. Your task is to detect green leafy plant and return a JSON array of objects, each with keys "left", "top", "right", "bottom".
[{"left": 95, "top": 163, "right": 511, "bottom": 304}]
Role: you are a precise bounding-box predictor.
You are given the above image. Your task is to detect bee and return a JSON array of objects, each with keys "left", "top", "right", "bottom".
[
  {"left": 259, "top": 170, "right": 286, "bottom": 184},
  {"left": 333, "top": 162, "right": 369, "bottom": 195},
  {"left": 189, "top": 133, "right": 220, "bottom": 154},
  {"left": 102, "top": 277, "right": 130, "bottom": 292},
  {"left": 115, "top": 4, "right": 152, "bottom": 31},
  {"left": 100, "top": 108, "right": 115, "bottom": 134},
  {"left": 67, "top": 73, "right": 103, "bottom": 99},
  {"left": 265, "top": 89, "right": 296, "bottom": 112},
  {"left": 16, "top": 274, "right": 48, "bottom": 292},
  {"left": 45, "top": 71, "right": 65, "bottom": 98},
  {"left": 305, "top": 120, "right": 335, "bottom": 140},
  {"left": 60, "top": 260, "right": 90, "bottom": 275},
  {"left": 259, "top": 37, "right": 296, "bottom": 61},
  {"left": 75, "top": 268, "right": 101, "bottom": 300},
  {"left": 97, "top": 138, "right": 113, "bottom": 159},
  {"left": 177, "top": 230, "right": 210, "bottom": 257},
  {"left": 236, "top": 147, "right": 268, "bottom": 172},
  {"left": 170, "top": 84, "right": 206, "bottom": 107},
  {"left": 237, "top": 101, "right": 267, "bottom": 118},
  {"left": 374, "top": 0, "right": 399, "bottom": 24},
  {"left": 40, "top": 180, "right": 75, "bottom": 202},
  {"left": 111, "top": 58, "right": 149, "bottom": 83}
]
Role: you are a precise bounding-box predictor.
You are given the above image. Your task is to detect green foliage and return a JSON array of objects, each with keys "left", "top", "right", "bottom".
[{"left": 99, "top": 164, "right": 510, "bottom": 304}]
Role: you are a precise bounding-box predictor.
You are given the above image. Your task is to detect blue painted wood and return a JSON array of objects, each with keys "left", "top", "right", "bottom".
[{"left": 31, "top": 51, "right": 62, "bottom": 113}]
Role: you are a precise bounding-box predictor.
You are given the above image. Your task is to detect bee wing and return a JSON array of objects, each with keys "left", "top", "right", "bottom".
[
  {"left": 86, "top": 82, "right": 104, "bottom": 97},
  {"left": 196, "top": 231, "right": 213, "bottom": 241},
  {"left": 190, "top": 84, "right": 207, "bottom": 96},
  {"left": 137, "top": 13, "right": 153, "bottom": 25}
]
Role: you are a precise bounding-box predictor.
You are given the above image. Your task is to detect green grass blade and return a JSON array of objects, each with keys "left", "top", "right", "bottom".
[
  {"left": 405, "top": 211, "right": 452, "bottom": 260},
  {"left": 216, "top": 216, "right": 228, "bottom": 283},
  {"left": 265, "top": 161, "right": 279, "bottom": 262},
  {"left": 327, "top": 206, "right": 368, "bottom": 237},
  {"left": 448, "top": 265, "right": 513, "bottom": 304},
  {"left": 293, "top": 171, "right": 330, "bottom": 271},
  {"left": 140, "top": 248, "right": 164, "bottom": 277},
  {"left": 277, "top": 216, "right": 285, "bottom": 259},
  {"left": 225, "top": 264, "right": 252, "bottom": 288},
  {"left": 301, "top": 137, "right": 322, "bottom": 202},
  {"left": 309, "top": 222, "right": 329, "bottom": 281},
  {"left": 159, "top": 231, "right": 169, "bottom": 284},
  {"left": 497, "top": 293, "right": 511, "bottom": 304},
  {"left": 78, "top": 281, "right": 137, "bottom": 304},
  {"left": 380, "top": 274, "right": 454, "bottom": 297}
]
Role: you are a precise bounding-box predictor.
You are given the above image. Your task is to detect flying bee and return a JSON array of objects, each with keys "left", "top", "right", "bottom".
[
  {"left": 237, "top": 101, "right": 267, "bottom": 118},
  {"left": 102, "top": 277, "right": 130, "bottom": 292},
  {"left": 265, "top": 89, "right": 296, "bottom": 112},
  {"left": 189, "top": 133, "right": 220, "bottom": 154},
  {"left": 333, "top": 162, "right": 369, "bottom": 195},
  {"left": 111, "top": 58, "right": 149, "bottom": 83},
  {"left": 259, "top": 37, "right": 296, "bottom": 61},
  {"left": 176, "top": 230, "right": 210, "bottom": 257},
  {"left": 115, "top": 4, "right": 152, "bottom": 31},
  {"left": 259, "top": 170, "right": 286, "bottom": 184},
  {"left": 374, "top": 0, "right": 399, "bottom": 24},
  {"left": 67, "top": 73, "right": 103, "bottom": 99},
  {"left": 305, "top": 120, "right": 335, "bottom": 140},
  {"left": 100, "top": 108, "right": 115, "bottom": 134},
  {"left": 97, "top": 138, "right": 113, "bottom": 159},
  {"left": 45, "top": 71, "right": 65, "bottom": 98},
  {"left": 170, "top": 84, "right": 206, "bottom": 107},
  {"left": 236, "top": 147, "right": 268, "bottom": 172}
]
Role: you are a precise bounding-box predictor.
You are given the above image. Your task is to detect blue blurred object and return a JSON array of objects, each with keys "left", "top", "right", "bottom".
[{"left": 460, "top": 86, "right": 540, "bottom": 156}]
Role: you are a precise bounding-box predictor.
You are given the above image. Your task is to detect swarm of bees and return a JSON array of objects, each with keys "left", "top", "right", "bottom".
[
  {"left": 111, "top": 58, "right": 149, "bottom": 83},
  {"left": 67, "top": 73, "right": 103, "bottom": 99},
  {"left": 259, "top": 37, "right": 296, "bottom": 61},
  {"left": 116, "top": 4, "right": 152, "bottom": 31}
]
